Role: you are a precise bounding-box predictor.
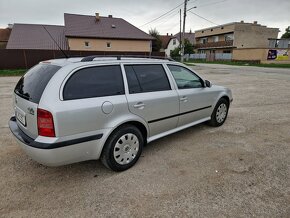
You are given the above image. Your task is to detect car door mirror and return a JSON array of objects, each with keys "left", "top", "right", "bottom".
[{"left": 205, "top": 80, "right": 212, "bottom": 88}]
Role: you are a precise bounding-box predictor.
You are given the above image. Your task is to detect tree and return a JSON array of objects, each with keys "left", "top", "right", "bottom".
[
  {"left": 281, "top": 26, "right": 290, "bottom": 39},
  {"left": 149, "top": 28, "right": 162, "bottom": 52},
  {"left": 184, "top": 39, "right": 194, "bottom": 55},
  {"left": 170, "top": 47, "right": 181, "bottom": 58}
]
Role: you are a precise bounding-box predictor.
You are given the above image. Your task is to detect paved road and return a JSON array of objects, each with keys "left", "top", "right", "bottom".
[{"left": 0, "top": 64, "right": 290, "bottom": 217}]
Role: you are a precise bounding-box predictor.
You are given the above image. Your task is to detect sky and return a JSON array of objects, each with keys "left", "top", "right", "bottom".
[{"left": 0, "top": 0, "right": 289, "bottom": 37}]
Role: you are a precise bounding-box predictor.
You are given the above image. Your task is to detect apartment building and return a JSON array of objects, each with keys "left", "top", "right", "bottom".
[{"left": 195, "top": 21, "right": 279, "bottom": 55}]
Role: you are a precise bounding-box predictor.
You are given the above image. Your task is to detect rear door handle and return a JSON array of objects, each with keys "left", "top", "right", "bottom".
[
  {"left": 180, "top": 96, "right": 188, "bottom": 102},
  {"left": 133, "top": 102, "right": 145, "bottom": 109}
]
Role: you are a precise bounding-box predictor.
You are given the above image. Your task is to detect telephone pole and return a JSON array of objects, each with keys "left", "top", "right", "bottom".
[
  {"left": 179, "top": 9, "right": 182, "bottom": 53},
  {"left": 181, "top": 0, "right": 188, "bottom": 62}
]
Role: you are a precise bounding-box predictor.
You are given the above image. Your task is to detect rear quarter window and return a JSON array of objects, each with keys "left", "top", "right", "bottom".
[
  {"left": 14, "top": 64, "right": 61, "bottom": 104},
  {"left": 63, "top": 65, "right": 124, "bottom": 100}
]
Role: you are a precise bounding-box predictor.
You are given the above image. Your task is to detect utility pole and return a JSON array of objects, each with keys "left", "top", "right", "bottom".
[
  {"left": 181, "top": 0, "right": 188, "bottom": 62},
  {"left": 179, "top": 9, "right": 182, "bottom": 53}
]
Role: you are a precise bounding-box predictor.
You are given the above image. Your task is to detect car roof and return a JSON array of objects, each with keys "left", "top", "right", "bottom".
[{"left": 41, "top": 56, "right": 177, "bottom": 67}]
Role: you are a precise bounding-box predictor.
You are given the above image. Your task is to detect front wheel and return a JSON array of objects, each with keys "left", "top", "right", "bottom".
[
  {"left": 208, "top": 98, "right": 229, "bottom": 127},
  {"left": 101, "top": 125, "right": 144, "bottom": 171}
]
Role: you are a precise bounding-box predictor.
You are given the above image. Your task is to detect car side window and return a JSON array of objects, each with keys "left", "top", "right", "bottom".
[
  {"left": 63, "top": 65, "right": 124, "bottom": 100},
  {"left": 124, "top": 64, "right": 171, "bottom": 94},
  {"left": 167, "top": 65, "right": 203, "bottom": 89}
]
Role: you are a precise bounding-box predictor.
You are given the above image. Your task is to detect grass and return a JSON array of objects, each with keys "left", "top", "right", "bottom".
[
  {"left": 185, "top": 60, "right": 290, "bottom": 68},
  {"left": 0, "top": 69, "right": 26, "bottom": 77}
]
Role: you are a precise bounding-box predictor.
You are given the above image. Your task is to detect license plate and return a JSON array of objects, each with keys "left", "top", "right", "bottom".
[{"left": 16, "top": 111, "right": 26, "bottom": 126}]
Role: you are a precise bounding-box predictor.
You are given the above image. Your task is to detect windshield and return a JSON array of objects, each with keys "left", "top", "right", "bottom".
[{"left": 14, "top": 64, "right": 61, "bottom": 104}]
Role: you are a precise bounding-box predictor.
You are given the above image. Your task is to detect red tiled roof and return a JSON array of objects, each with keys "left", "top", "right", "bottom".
[
  {"left": 0, "top": 28, "right": 11, "bottom": 42},
  {"left": 6, "top": 24, "right": 69, "bottom": 50},
  {"left": 64, "top": 13, "right": 154, "bottom": 40}
]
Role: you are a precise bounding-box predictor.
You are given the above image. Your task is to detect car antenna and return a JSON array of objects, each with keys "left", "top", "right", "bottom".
[{"left": 42, "top": 25, "right": 69, "bottom": 58}]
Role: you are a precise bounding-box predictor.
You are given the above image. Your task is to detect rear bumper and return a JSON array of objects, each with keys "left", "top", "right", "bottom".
[{"left": 9, "top": 116, "right": 104, "bottom": 166}]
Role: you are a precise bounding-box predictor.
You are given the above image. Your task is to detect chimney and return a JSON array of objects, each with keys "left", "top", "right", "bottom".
[
  {"left": 253, "top": 21, "right": 258, "bottom": 24},
  {"left": 108, "top": 15, "right": 113, "bottom": 18},
  {"left": 171, "top": 33, "right": 173, "bottom": 36},
  {"left": 95, "top": 13, "right": 100, "bottom": 22},
  {"left": 167, "top": 33, "right": 168, "bottom": 36},
  {"left": 240, "top": 20, "right": 244, "bottom": 23}
]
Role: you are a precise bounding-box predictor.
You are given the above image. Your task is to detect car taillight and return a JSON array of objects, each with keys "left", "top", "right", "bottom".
[{"left": 37, "top": 108, "right": 55, "bottom": 137}]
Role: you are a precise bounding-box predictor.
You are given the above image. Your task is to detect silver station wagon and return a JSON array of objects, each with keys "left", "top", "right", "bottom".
[{"left": 9, "top": 56, "right": 233, "bottom": 171}]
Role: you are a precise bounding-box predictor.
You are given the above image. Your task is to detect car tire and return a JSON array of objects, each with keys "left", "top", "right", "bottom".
[
  {"left": 101, "top": 125, "right": 144, "bottom": 171},
  {"left": 208, "top": 98, "right": 229, "bottom": 127}
]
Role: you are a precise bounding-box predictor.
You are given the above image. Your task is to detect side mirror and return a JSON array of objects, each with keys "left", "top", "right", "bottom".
[{"left": 205, "top": 80, "right": 212, "bottom": 88}]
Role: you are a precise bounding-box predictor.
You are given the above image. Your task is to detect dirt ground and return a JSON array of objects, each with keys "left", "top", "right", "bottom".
[{"left": 0, "top": 64, "right": 290, "bottom": 217}]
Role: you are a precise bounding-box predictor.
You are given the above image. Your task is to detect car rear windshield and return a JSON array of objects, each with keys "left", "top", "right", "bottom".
[{"left": 14, "top": 64, "right": 61, "bottom": 104}]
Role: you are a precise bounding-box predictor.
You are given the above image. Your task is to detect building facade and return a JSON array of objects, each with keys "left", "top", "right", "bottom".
[{"left": 195, "top": 21, "right": 279, "bottom": 57}]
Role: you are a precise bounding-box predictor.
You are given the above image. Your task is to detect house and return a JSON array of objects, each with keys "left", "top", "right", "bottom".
[
  {"left": 160, "top": 34, "right": 179, "bottom": 57},
  {"left": 0, "top": 27, "right": 12, "bottom": 49},
  {"left": 159, "top": 32, "right": 195, "bottom": 57},
  {"left": 195, "top": 21, "right": 279, "bottom": 56},
  {"left": 174, "top": 31, "right": 195, "bottom": 45},
  {"left": 6, "top": 13, "right": 154, "bottom": 53},
  {"left": 64, "top": 13, "right": 153, "bottom": 52}
]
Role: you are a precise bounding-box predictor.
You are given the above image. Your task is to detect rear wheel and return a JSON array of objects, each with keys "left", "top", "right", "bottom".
[
  {"left": 208, "top": 98, "right": 229, "bottom": 127},
  {"left": 101, "top": 125, "right": 144, "bottom": 171}
]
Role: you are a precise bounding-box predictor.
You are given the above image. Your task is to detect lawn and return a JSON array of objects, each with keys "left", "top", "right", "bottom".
[
  {"left": 185, "top": 60, "right": 290, "bottom": 68},
  {"left": 0, "top": 69, "right": 26, "bottom": 77}
]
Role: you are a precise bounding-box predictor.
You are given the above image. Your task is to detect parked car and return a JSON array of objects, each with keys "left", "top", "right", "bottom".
[{"left": 9, "top": 56, "right": 233, "bottom": 171}]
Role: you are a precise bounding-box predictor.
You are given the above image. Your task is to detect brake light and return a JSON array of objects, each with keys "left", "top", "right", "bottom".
[{"left": 37, "top": 108, "right": 55, "bottom": 137}]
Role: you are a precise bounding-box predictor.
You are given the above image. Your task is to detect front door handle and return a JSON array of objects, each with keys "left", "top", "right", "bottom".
[
  {"left": 133, "top": 102, "right": 145, "bottom": 109},
  {"left": 180, "top": 96, "right": 188, "bottom": 102}
]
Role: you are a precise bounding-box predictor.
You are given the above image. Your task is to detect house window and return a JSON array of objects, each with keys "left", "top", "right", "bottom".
[
  {"left": 213, "top": 36, "right": 219, "bottom": 42},
  {"left": 173, "top": 39, "right": 176, "bottom": 45},
  {"left": 107, "top": 42, "right": 111, "bottom": 48},
  {"left": 84, "top": 41, "right": 90, "bottom": 47},
  {"left": 225, "top": 34, "right": 234, "bottom": 41},
  {"left": 201, "top": 38, "right": 208, "bottom": 44}
]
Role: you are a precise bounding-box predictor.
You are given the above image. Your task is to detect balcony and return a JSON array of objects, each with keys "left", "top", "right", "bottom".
[{"left": 196, "top": 40, "right": 234, "bottom": 49}]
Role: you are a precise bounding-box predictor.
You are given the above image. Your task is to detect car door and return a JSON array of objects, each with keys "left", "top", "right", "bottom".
[
  {"left": 123, "top": 64, "right": 179, "bottom": 137},
  {"left": 166, "top": 64, "right": 215, "bottom": 127}
]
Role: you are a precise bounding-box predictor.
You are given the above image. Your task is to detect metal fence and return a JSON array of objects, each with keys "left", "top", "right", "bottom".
[
  {"left": 0, "top": 49, "right": 165, "bottom": 69},
  {"left": 186, "top": 53, "right": 232, "bottom": 61}
]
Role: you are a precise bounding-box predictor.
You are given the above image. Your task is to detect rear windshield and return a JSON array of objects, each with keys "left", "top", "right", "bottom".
[{"left": 14, "top": 64, "right": 61, "bottom": 104}]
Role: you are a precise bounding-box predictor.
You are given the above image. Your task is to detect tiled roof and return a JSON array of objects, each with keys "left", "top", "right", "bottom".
[
  {"left": 64, "top": 13, "right": 154, "bottom": 40},
  {"left": 6, "top": 24, "right": 68, "bottom": 50},
  {"left": 174, "top": 32, "right": 195, "bottom": 44},
  {"left": 160, "top": 35, "right": 175, "bottom": 49},
  {"left": 0, "top": 28, "right": 11, "bottom": 42}
]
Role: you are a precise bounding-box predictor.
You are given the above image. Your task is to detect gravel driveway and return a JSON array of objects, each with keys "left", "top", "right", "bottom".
[{"left": 1, "top": 64, "right": 290, "bottom": 217}]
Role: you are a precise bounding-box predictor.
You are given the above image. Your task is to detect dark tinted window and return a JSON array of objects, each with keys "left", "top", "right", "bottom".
[
  {"left": 14, "top": 64, "right": 61, "bottom": 104},
  {"left": 63, "top": 65, "right": 124, "bottom": 100},
  {"left": 124, "top": 65, "right": 170, "bottom": 94}
]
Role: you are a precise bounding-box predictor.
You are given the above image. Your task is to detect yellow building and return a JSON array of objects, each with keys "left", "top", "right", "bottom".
[
  {"left": 195, "top": 21, "right": 279, "bottom": 61},
  {"left": 64, "top": 13, "right": 153, "bottom": 52}
]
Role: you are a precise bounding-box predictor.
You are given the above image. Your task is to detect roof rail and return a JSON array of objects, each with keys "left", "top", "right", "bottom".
[{"left": 80, "top": 55, "right": 174, "bottom": 62}]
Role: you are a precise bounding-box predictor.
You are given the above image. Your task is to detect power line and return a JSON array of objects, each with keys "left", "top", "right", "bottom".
[
  {"left": 188, "top": 11, "right": 220, "bottom": 26},
  {"left": 196, "top": 0, "right": 227, "bottom": 8},
  {"left": 139, "top": 2, "right": 184, "bottom": 28}
]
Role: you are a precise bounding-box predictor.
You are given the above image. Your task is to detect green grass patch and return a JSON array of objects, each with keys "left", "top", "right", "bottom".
[
  {"left": 0, "top": 69, "right": 26, "bottom": 77},
  {"left": 185, "top": 60, "right": 290, "bottom": 68}
]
